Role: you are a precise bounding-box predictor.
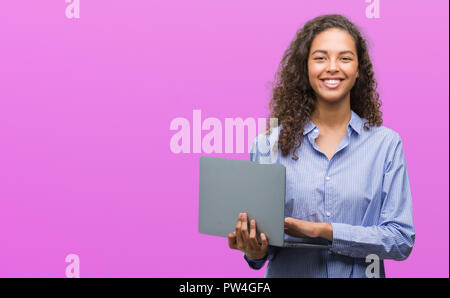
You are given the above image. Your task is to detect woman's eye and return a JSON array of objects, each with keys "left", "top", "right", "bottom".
[{"left": 313, "top": 57, "right": 352, "bottom": 61}]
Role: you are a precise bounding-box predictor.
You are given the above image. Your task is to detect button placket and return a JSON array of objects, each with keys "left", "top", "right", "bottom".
[{"left": 323, "top": 160, "right": 334, "bottom": 223}]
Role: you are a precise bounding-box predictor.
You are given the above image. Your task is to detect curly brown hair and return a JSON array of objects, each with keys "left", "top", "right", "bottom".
[{"left": 267, "top": 14, "right": 383, "bottom": 160}]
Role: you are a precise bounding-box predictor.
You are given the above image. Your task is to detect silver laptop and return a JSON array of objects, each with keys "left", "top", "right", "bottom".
[{"left": 198, "top": 156, "right": 330, "bottom": 249}]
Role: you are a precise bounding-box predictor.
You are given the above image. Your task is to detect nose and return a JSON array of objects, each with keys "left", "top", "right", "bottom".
[{"left": 326, "top": 59, "right": 339, "bottom": 72}]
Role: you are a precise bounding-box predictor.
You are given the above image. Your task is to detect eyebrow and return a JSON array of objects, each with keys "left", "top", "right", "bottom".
[{"left": 311, "top": 50, "right": 355, "bottom": 56}]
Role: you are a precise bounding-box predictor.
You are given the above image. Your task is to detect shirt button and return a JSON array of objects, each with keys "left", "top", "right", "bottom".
[
  {"left": 314, "top": 129, "right": 319, "bottom": 133},
  {"left": 326, "top": 176, "right": 331, "bottom": 181},
  {"left": 326, "top": 212, "right": 331, "bottom": 217},
  {"left": 328, "top": 250, "right": 332, "bottom": 255},
  {"left": 338, "top": 251, "right": 342, "bottom": 254}
]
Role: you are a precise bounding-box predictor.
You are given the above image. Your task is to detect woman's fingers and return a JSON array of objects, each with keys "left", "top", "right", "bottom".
[
  {"left": 249, "top": 219, "right": 269, "bottom": 259},
  {"left": 240, "top": 213, "right": 249, "bottom": 242},
  {"left": 228, "top": 232, "right": 237, "bottom": 249},
  {"left": 248, "top": 219, "right": 259, "bottom": 249},
  {"left": 232, "top": 213, "right": 267, "bottom": 254},
  {"left": 260, "top": 233, "right": 269, "bottom": 250},
  {"left": 237, "top": 213, "right": 249, "bottom": 250},
  {"left": 235, "top": 214, "right": 244, "bottom": 249}
]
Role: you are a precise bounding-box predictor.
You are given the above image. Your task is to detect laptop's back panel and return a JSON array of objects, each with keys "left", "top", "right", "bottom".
[{"left": 199, "top": 156, "right": 286, "bottom": 247}]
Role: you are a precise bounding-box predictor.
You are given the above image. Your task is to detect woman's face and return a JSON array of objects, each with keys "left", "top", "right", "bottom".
[{"left": 308, "top": 28, "right": 359, "bottom": 104}]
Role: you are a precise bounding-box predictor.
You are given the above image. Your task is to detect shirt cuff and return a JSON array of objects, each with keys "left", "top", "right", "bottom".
[
  {"left": 243, "top": 254, "right": 267, "bottom": 270},
  {"left": 330, "top": 222, "right": 357, "bottom": 257}
]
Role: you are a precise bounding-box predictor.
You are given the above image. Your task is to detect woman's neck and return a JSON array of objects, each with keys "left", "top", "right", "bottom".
[{"left": 310, "top": 98, "right": 352, "bottom": 131}]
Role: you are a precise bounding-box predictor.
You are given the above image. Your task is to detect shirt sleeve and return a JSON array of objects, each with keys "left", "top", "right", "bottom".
[
  {"left": 330, "top": 134, "right": 415, "bottom": 260},
  {"left": 243, "top": 254, "right": 268, "bottom": 270}
]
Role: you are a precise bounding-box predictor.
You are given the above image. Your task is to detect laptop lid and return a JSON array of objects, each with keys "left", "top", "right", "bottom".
[{"left": 198, "top": 156, "right": 286, "bottom": 247}]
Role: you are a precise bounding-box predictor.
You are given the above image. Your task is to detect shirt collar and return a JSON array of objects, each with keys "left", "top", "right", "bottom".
[
  {"left": 302, "top": 119, "right": 316, "bottom": 135},
  {"left": 348, "top": 110, "right": 363, "bottom": 135},
  {"left": 303, "top": 110, "right": 363, "bottom": 135}
]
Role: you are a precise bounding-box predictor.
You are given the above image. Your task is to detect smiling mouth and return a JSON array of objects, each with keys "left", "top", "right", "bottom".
[{"left": 320, "top": 79, "right": 344, "bottom": 89}]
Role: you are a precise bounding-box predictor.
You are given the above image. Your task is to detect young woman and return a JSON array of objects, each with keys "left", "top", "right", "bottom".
[{"left": 227, "top": 14, "right": 415, "bottom": 278}]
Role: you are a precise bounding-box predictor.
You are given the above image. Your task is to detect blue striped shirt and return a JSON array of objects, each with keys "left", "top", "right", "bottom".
[{"left": 244, "top": 110, "right": 415, "bottom": 278}]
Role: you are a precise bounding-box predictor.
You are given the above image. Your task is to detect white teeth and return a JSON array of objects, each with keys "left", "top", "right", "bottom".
[{"left": 324, "top": 80, "right": 341, "bottom": 84}]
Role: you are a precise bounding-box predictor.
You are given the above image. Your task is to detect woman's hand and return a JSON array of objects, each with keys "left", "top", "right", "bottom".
[
  {"left": 228, "top": 213, "right": 268, "bottom": 260},
  {"left": 284, "top": 217, "right": 333, "bottom": 241}
]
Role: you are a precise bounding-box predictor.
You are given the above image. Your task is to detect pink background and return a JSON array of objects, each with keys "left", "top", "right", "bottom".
[{"left": 0, "top": 0, "right": 448, "bottom": 277}]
